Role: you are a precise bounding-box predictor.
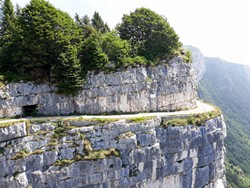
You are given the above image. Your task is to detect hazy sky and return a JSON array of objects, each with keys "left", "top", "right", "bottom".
[{"left": 12, "top": 0, "right": 250, "bottom": 65}]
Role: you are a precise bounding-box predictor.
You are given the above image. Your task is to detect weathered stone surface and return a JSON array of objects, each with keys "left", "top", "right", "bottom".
[
  {"left": 28, "top": 123, "right": 54, "bottom": 134},
  {"left": 0, "top": 57, "right": 197, "bottom": 118},
  {"left": 0, "top": 116, "right": 226, "bottom": 187},
  {"left": 0, "top": 122, "right": 27, "bottom": 142},
  {"left": 184, "top": 45, "right": 206, "bottom": 81}
]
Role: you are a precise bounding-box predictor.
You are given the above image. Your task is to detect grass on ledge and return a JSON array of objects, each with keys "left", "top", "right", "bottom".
[
  {"left": 54, "top": 148, "right": 120, "bottom": 167},
  {"left": 83, "top": 148, "right": 120, "bottom": 160},
  {"left": 162, "top": 107, "right": 222, "bottom": 127},
  {"left": 11, "top": 149, "right": 44, "bottom": 160},
  {"left": 125, "top": 116, "right": 156, "bottom": 123},
  {"left": 0, "top": 120, "right": 29, "bottom": 128}
]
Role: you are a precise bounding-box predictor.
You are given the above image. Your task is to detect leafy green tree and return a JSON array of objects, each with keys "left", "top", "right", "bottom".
[
  {"left": 117, "top": 8, "right": 181, "bottom": 61},
  {"left": 75, "top": 13, "right": 95, "bottom": 39},
  {"left": 0, "top": 0, "right": 16, "bottom": 71},
  {"left": 51, "top": 45, "right": 84, "bottom": 94},
  {"left": 101, "top": 31, "right": 131, "bottom": 67},
  {"left": 15, "top": 0, "right": 80, "bottom": 80},
  {"left": 75, "top": 14, "right": 90, "bottom": 26},
  {"left": 0, "top": 0, "right": 15, "bottom": 37},
  {"left": 80, "top": 33, "right": 109, "bottom": 74},
  {"left": 91, "top": 11, "right": 110, "bottom": 33}
]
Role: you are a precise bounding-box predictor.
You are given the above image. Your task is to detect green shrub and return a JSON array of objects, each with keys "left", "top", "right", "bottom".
[
  {"left": 162, "top": 108, "right": 221, "bottom": 127},
  {"left": 126, "top": 116, "right": 156, "bottom": 123},
  {"left": 117, "top": 8, "right": 181, "bottom": 61}
]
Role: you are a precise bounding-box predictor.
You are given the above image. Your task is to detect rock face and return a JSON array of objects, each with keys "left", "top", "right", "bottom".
[
  {"left": 0, "top": 115, "right": 227, "bottom": 187},
  {"left": 0, "top": 56, "right": 197, "bottom": 118},
  {"left": 184, "top": 45, "right": 206, "bottom": 81}
]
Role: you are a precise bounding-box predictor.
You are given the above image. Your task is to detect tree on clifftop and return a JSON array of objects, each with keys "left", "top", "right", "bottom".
[
  {"left": 51, "top": 45, "right": 84, "bottom": 94},
  {"left": 79, "top": 33, "right": 109, "bottom": 74},
  {"left": 0, "top": 0, "right": 15, "bottom": 37},
  {"left": 0, "top": 0, "right": 16, "bottom": 71},
  {"left": 91, "top": 11, "right": 110, "bottom": 33},
  {"left": 15, "top": 0, "right": 80, "bottom": 79},
  {"left": 117, "top": 8, "right": 181, "bottom": 61}
]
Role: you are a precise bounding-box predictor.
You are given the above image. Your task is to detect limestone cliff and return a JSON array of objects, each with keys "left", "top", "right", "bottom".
[
  {"left": 0, "top": 114, "right": 226, "bottom": 188},
  {"left": 0, "top": 56, "right": 197, "bottom": 118},
  {"left": 184, "top": 45, "right": 206, "bottom": 81},
  {"left": 0, "top": 55, "right": 227, "bottom": 188}
]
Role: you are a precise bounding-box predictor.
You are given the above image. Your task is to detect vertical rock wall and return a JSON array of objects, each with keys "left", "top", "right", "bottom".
[
  {"left": 0, "top": 56, "right": 197, "bottom": 117},
  {"left": 0, "top": 115, "right": 226, "bottom": 187}
]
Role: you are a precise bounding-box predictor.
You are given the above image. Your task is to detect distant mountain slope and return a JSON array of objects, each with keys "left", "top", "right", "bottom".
[
  {"left": 198, "top": 57, "right": 250, "bottom": 187},
  {"left": 184, "top": 45, "right": 206, "bottom": 81}
]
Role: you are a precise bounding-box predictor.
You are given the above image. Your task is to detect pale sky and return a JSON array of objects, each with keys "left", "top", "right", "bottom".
[{"left": 12, "top": 0, "right": 250, "bottom": 65}]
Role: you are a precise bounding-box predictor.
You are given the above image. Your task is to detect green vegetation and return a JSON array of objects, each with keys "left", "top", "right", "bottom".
[
  {"left": 83, "top": 148, "right": 120, "bottom": 160},
  {"left": 82, "top": 138, "right": 119, "bottom": 160},
  {"left": 0, "top": 147, "right": 4, "bottom": 154},
  {"left": 161, "top": 108, "right": 221, "bottom": 127},
  {"left": 11, "top": 148, "right": 43, "bottom": 160},
  {"left": 54, "top": 159, "right": 74, "bottom": 166},
  {"left": 66, "top": 116, "right": 156, "bottom": 125},
  {"left": 54, "top": 148, "right": 119, "bottom": 166},
  {"left": 83, "top": 138, "right": 93, "bottom": 154},
  {"left": 198, "top": 57, "right": 250, "bottom": 187},
  {"left": 0, "top": 120, "right": 27, "bottom": 128},
  {"left": 76, "top": 117, "right": 120, "bottom": 125},
  {"left": 226, "top": 162, "right": 250, "bottom": 188},
  {"left": 51, "top": 122, "right": 75, "bottom": 139},
  {"left": 117, "top": 8, "right": 181, "bottom": 61},
  {"left": 51, "top": 45, "right": 84, "bottom": 94},
  {"left": 91, "top": 11, "right": 110, "bottom": 33},
  {"left": 0, "top": 1, "right": 188, "bottom": 94},
  {"left": 182, "top": 49, "right": 192, "bottom": 63},
  {"left": 0, "top": 0, "right": 16, "bottom": 72},
  {"left": 125, "top": 116, "right": 156, "bottom": 123},
  {"left": 55, "top": 144, "right": 119, "bottom": 166}
]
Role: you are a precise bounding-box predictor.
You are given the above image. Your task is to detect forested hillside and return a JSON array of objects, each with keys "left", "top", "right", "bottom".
[
  {"left": 0, "top": 0, "right": 190, "bottom": 94},
  {"left": 199, "top": 57, "right": 250, "bottom": 187}
]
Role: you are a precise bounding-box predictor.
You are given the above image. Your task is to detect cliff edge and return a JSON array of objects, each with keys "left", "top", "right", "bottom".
[
  {"left": 0, "top": 110, "right": 226, "bottom": 188},
  {"left": 0, "top": 56, "right": 197, "bottom": 118},
  {"left": 0, "top": 55, "right": 227, "bottom": 188}
]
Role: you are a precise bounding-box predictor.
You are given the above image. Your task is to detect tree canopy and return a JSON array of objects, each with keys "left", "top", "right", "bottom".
[
  {"left": 15, "top": 0, "right": 80, "bottom": 79},
  {"left": 0, "top": 0, "right": 16, "bottom": 70},
  {"left": 117, "top": 8, "right": 181, "bottom": 61},
  {"left": 91, "top": 11, "right": 110, "bottom": 33},
  {"left": 0, "top": 0, "right": 15, "bottom": 36},
  {"left": 0, "top": 1, "right": 186, "bottom": 94}
]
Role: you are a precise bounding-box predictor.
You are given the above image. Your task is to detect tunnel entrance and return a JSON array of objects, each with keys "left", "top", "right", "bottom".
[{"left": 22, "top": 104, "right": 38, "bottom": 116}]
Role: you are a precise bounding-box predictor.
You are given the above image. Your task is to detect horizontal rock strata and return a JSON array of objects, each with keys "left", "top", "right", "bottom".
[
  {"left": 0, "top": 115, "right": 226, "bottom": 188},
  {"left": 0, "top": 56, "right": 197, "bottom": 117}
]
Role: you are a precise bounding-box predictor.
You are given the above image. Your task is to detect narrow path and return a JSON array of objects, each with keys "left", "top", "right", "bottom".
[{"left": 0, "top": 101, "right": 214, "bottom": 123}]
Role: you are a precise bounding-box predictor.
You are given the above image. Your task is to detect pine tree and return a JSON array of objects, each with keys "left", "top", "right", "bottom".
[
  {"left": 75, "top": 14, "right": 95, "bottom": 39},
  {"left": 80, "top": 33, "right": 109, "bottom": 74},
  {"left": 0, "top": 0, "right": 15, "bottom": 37},
  {"left": 15, "top": 0, "right": 80, "bottom": 80},
  {"left": 91, "top": 11, "right": 110, "bottom": 33},
  {"left": 0, "top": 0, "right": 16, "bottom": 71},
  {"left": 51, "top": 45, "right": 84, "bottom": 94}
]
